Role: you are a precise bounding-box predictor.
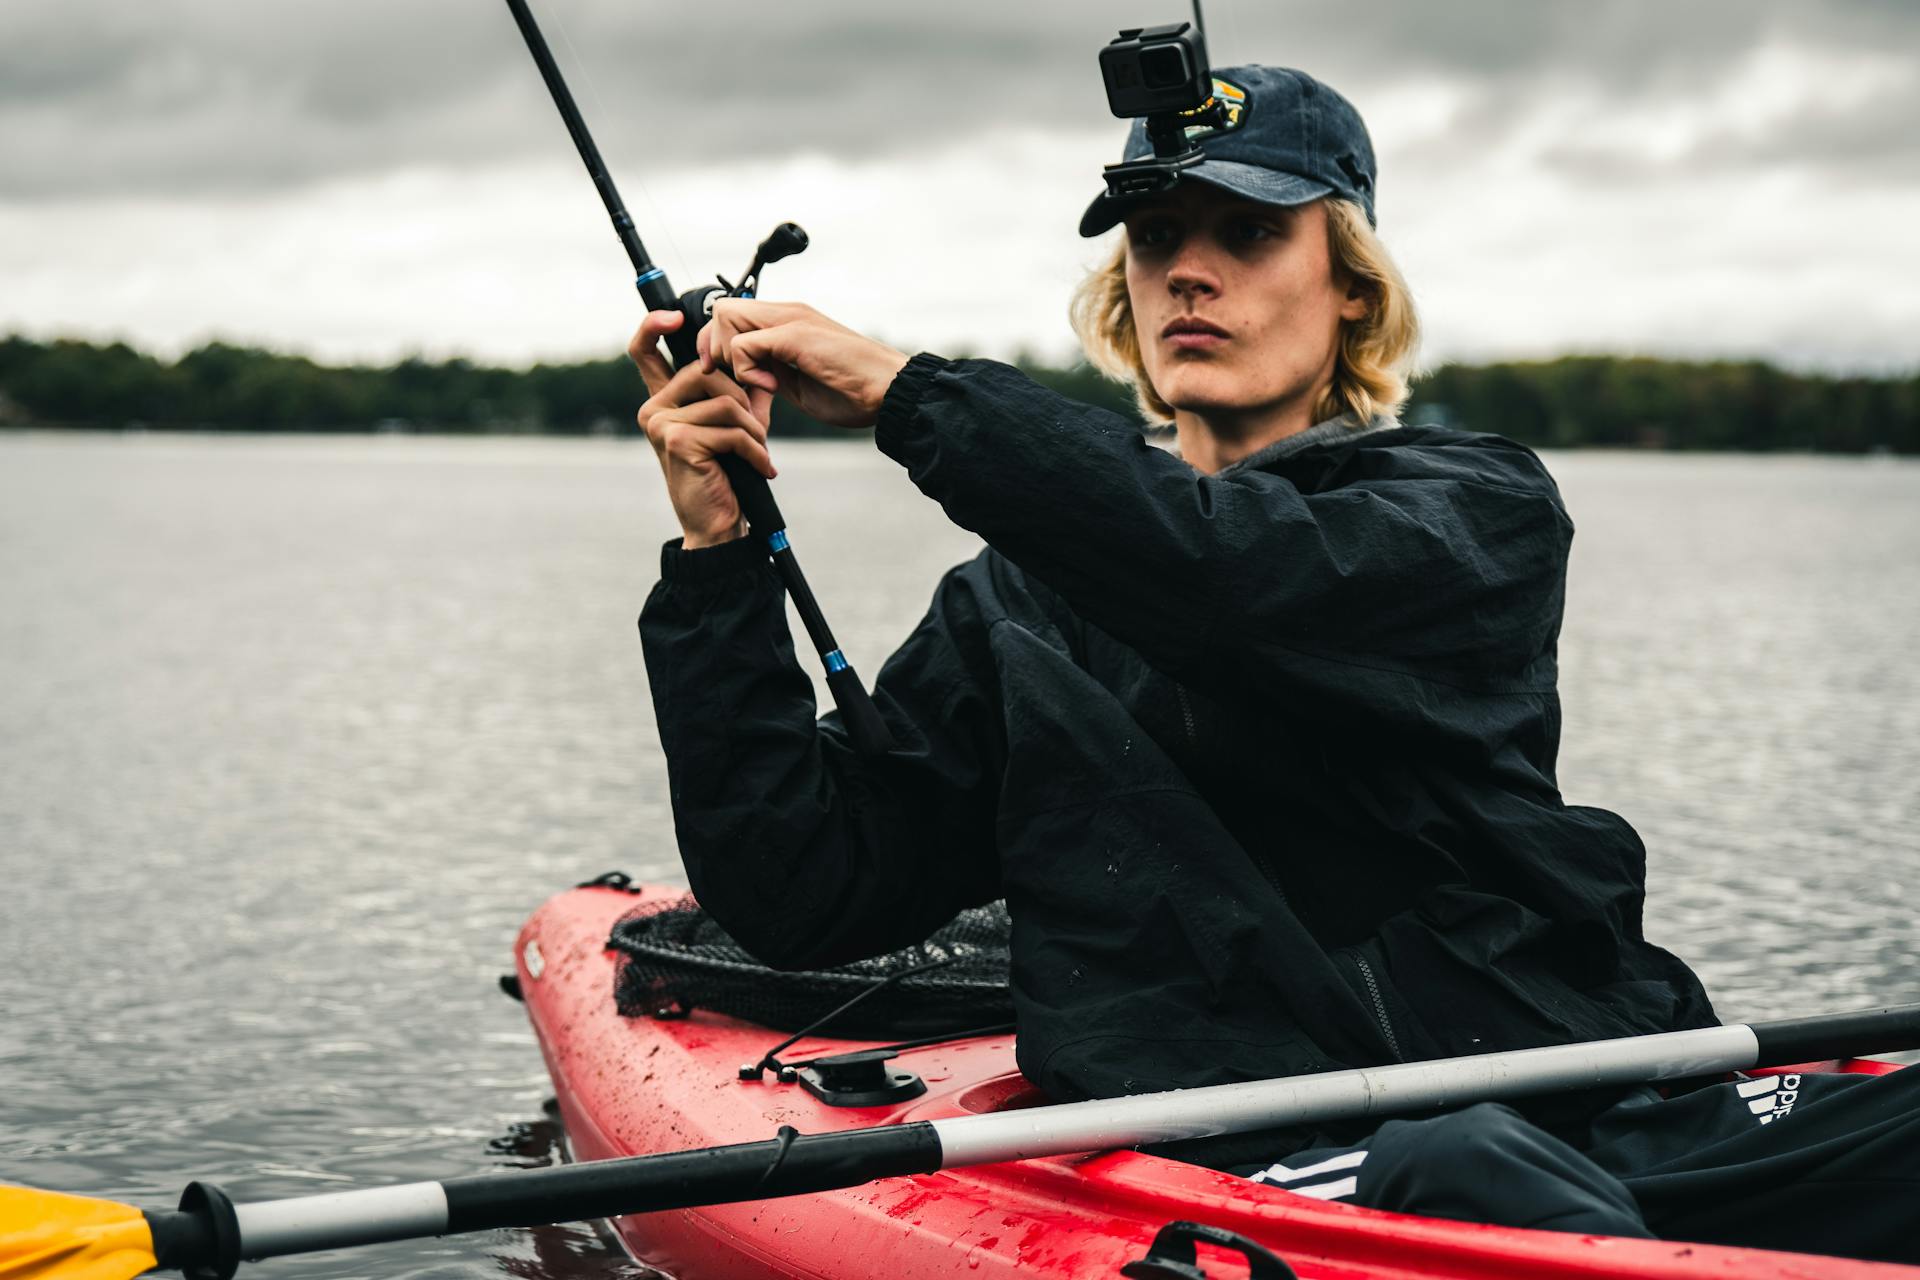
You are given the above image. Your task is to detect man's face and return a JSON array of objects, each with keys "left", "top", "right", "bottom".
[{"left": 1123, "top": 187, "right": 1367, "bottom": 424}]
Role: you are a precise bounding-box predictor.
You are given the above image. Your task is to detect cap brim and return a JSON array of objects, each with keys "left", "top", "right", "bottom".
[{"left": 1077, "top": 162, "right": 1335, "bottom": 237}]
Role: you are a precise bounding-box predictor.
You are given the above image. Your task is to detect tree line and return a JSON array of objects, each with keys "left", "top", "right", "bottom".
[{"left": 1, "top": 333, "right": 1913, "bottom": 453}]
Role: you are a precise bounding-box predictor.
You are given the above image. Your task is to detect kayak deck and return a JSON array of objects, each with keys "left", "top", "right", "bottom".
[{"left": 515, "top": 884, "right": 1914, "bottom": 1279}]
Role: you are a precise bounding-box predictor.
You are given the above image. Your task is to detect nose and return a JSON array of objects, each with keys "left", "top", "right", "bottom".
[{"left": 1165, "top": 238, "right": 1220, "bottom": 301}]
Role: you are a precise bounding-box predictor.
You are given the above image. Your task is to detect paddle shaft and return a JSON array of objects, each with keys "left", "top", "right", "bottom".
[{"left": 143, "top": 1006, "right": 1920, "bottom": 1273}]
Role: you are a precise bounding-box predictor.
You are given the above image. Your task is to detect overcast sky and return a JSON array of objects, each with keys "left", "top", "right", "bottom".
[{"left": 1, "top": 0, "right": 1915, "bottom": 371}]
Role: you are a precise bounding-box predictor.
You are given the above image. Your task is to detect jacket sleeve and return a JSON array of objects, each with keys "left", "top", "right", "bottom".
[
  {"left": 638, "top": 534, "right": 1007, "bottom": 970},
  {"left": 874, "top": 354, "right": 1571, "bottom": 703}
]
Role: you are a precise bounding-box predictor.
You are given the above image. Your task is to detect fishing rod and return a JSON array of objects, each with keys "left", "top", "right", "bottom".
[
  {"left": 20, "top": 1004, "right": 1920, "bottom": 1277},
  {"left": 501, "top": 0, "right": 894, "bottom": 758}
]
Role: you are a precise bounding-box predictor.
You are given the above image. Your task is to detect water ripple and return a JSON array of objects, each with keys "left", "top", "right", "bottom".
[{"left": 2, "top": 435, "right": 1914, "bottom": 1275}]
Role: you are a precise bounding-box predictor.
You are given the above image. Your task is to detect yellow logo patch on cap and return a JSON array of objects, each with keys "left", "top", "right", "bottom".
[{"left": 1179, "top": 77, "right": 1248, "bottom": 142}]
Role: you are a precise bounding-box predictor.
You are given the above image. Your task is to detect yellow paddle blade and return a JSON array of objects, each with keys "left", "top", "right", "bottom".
[{"left": 0, "top": 1186, "right": 156, "bottom": 1280}]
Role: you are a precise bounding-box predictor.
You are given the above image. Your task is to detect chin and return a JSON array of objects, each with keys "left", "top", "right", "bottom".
[{"left": 1159, "top": 369, "right": 1264, "bottom": 417}]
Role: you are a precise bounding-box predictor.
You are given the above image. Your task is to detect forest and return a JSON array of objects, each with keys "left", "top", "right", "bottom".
[{"left": 2, "top": 334, "right": 1914, "bottom": 454}]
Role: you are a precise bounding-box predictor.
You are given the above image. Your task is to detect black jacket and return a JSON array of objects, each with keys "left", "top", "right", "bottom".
[{"left": 639, "top": 353, "right": 1716, "bottom": 1107}]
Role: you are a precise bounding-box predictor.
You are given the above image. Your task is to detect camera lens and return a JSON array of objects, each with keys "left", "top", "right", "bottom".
[{"left": 1140, "top": 44, "right": 1190, "bottom": 90}]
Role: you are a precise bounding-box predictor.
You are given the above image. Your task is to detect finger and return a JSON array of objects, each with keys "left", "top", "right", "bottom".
[
  {"left": 703, "top": 301, "right": 742, "bottom": 377},
  {"left": 706, "top": 298, "right": 805, "bottom": 381},
  {"left": 659, "top": 422, "right": 777, "bottom": 480},
  {"left": 628, "top": 310, "right": 684, "bottom": 394},
  {"left": 639, "top": 371, "right": 752, "bottom": 445},
  {"left": 710, "top": 297, "right": 807, "bottom": 327},
  {"left": 660, "top": 361, "right": 753, "bottom": 413},
  {"left": 628, "top": 309, "right": 681, "bottom": 369},
  {"left": 728, "top": 322, "right": 806, "bottom": 394},
  {"left": 696, "top": 321, "right": 714, "bottom": 375},
  {"left": 666, "top": 393, "right": 771, "bottom": 444},
  {"left": 746, "top": 383, "right": 775, "bottom": 429}
]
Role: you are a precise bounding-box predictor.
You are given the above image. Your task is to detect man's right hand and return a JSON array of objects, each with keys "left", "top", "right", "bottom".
[{"left": 629, "top": 310, "right": 777, "bottom": 549}]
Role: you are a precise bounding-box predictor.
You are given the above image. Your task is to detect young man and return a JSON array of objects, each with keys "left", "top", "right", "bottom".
[{"left": 629, "top": 66, "right": 1918, "bottom": 1263}]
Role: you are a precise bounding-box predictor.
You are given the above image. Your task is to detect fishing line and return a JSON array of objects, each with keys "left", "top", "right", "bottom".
[{"left": 545, "top": 0, "right": 693, "bottom": 290}]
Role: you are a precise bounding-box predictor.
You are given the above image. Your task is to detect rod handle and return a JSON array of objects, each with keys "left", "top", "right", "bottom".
[
  {"left": 827, "top": 665, "right": 897, "bottom": 757},
  {"left": 716, "top": 455, "right": 786, "bottom": 538}
]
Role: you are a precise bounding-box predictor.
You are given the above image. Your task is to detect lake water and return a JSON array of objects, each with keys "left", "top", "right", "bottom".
[{"left": 2, "top": 432, "right": 1916, "bottom": 1277}]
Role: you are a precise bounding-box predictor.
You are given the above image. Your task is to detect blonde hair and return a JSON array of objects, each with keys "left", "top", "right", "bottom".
[{"left": 1068, "top": 197, "right": 1419, "bottom": 426}]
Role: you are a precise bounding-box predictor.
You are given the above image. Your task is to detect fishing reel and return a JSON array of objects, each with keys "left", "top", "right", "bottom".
[
  {"left": 717, "top": 221, "right": 809, "bottom": 302},
  {"left": 665, "top": 222, "right": 810, "bottom": 364},
  {"left": 1097, "top": 7, "right": 1229, "bottom": 197}
]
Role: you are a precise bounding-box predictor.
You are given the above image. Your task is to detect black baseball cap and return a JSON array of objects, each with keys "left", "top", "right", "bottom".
[{"left": 1078, "top": 65, "right": 1378, "bottom": 237}]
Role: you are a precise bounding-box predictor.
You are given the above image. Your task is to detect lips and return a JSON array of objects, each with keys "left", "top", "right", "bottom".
[
  {"left": 1160, "top": 316, "right": 1229, "bottom": 353},
  {"left": 1160, "top": 316, "right": 1229, "bottom": 341}
]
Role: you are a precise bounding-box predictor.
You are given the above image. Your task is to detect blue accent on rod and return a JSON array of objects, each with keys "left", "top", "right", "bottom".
[
  {"left": 767, "top": 530, "right": 791, "bottom": 554},
  {"left": 823, "top": 649, "right": 849, "bottom": 674},
  {"left": 634, "top": 268, "right": 664, "bottom": 288}
]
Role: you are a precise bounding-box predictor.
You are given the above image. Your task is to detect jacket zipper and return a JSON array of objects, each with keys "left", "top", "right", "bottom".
[
  {"left": 1175, "top": 678, "right": 1398, "bottom": 1063},
  {"left": 1352, "top": 953, "right": 1404, "bottom": 1062}
]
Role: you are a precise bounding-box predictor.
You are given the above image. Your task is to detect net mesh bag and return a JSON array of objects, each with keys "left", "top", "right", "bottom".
[{"left": 609, "top": 894, "right": 1013, "bottom": 1038}]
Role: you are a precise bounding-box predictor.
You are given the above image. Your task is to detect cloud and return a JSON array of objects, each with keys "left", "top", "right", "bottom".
[
  {"left": 0, "top": 0, "right": 1115, "bottom": 199},
  {"left": 1534, "top": 41, "right": 1920, "bottom": 184},
  {"left": 1, "top": 0, "right": 1915, "bottom": 200},
  {"left": 1, "top": 1, "right": 1914, "bottom": 372},
  {"left": 5, "top": 122, "right": 1916, "bottom": 376},
  {"left": 0, "top": 131, "right": 1117, "bottom": 368}
]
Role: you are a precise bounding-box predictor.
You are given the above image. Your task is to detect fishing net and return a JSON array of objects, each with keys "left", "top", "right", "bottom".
[{"left": 609, "top": 894, "right": 1013, "bottom": 1038}]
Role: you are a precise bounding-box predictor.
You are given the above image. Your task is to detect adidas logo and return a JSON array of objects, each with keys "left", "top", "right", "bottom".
[
  {"left": 1735, "top": 1073, "right": 1801, "bottom": 1125},
  {"left": 1251, "top": 1148, "right": 1368, "bottom": 1201}
]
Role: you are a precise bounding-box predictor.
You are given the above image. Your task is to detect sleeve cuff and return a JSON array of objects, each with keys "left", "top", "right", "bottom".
[
  {"left": 659, "top": 534, "right": 769, "bottom": 583},
  {"left": 874, "top": 351, "right": 954, "bottom": 462}
]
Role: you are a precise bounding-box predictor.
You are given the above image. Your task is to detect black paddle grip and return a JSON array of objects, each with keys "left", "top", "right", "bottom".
[
  {"left": 1752, "top": 1004, "right": 1920, "bottom": 1065},
  {"left": 440, "top": 1124, "right": 942, "bottom": 1231},
  {"left": 145, "top": 1182, "right": 240, "bottom": 1280}
]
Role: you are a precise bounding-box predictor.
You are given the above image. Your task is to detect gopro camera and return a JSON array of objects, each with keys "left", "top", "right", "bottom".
[
  {"left": 1097, "top": 12, "right": 1226, "bottom": 197},
  {"left": 1099, "top": 23, "right": 1211, "bottom": 120}
]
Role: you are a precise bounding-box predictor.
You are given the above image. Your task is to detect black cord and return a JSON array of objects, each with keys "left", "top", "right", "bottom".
[
  {"left": 782, "top": 1022, "right": 1018, "bottom": 1071},
  {"left": 753, "top": 1125, "right": 802, "bottom": 1192},
  {"left": 743, "top": 957, "right": 958, "bottom": 1079}
]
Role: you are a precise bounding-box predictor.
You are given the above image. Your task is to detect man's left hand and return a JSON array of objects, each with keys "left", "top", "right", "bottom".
[{"left": 695, "top": 300, "right": 911, "bottom": 430}]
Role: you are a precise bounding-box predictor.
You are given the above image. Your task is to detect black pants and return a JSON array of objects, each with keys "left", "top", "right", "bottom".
[{"left": 1233, "top": 1068, "right": 1920, "bottom": 1265}]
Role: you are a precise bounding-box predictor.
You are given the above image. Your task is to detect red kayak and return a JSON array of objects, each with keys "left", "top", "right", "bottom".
[{"left": 515, "top": 883, "right": 1914, "bottom": 1279}]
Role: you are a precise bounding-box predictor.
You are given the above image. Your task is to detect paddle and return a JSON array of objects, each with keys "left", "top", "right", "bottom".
[{"left": 8, "top": 1005, "right": 1917, "bottom": 1280}]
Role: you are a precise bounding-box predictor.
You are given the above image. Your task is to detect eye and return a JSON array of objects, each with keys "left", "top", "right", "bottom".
[
  {"left": 1231, "top": 217, "right": 1278, "bottom": 243},
  {"left": 1129, "top": 219, "right": 1179, "bottom": 249}
]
